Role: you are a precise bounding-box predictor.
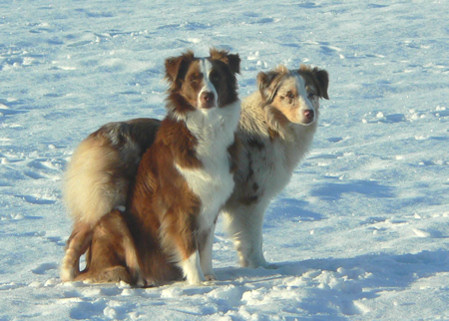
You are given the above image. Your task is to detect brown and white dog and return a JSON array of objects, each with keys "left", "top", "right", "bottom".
[
  {"left": 222, "top": 64, "right": 329, "bottom": 268},
  {"left": 60, "top": 49, "right": 241, "bottom": 285}
]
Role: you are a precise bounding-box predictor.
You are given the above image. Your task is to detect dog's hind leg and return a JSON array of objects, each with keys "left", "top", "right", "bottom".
[
  {"left": 114, "top": 210, "right": 145, "bottom": 286},
  {"left": 60, "top": 221, "right": 93, "bottom": 281},
  {"left": 73, "top": 210, "right": 144, "bottom": 286},
  {"left": 74, "top": 266, "right": 133, "bottom": 284}
]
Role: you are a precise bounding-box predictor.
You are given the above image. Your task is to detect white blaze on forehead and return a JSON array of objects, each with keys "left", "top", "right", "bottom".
[
  {"left": 198, "top": 58, "right": 218, "bottom": 107},
  {"left": 294, "top": 74, "right": 307, "bottom": 101},
  {"left": 294, "top": 74, "right": 314, "bottom": 111}
]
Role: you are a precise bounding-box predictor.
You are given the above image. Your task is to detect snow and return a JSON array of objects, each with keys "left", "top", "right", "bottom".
[{"left": 1, "top": 0, "right": 449, "bottom": 320}]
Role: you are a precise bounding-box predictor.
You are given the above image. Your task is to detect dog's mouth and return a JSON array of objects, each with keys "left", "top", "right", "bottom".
[{"left": 201, "top": 101, "right": 215, "bottom": 109}]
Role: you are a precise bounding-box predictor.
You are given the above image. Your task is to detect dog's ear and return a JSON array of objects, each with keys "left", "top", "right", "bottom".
[
  {"left": 257, "top": 70, "right": 280, "bottom": 102},
  {"left": 165, "top": 51, "right": 195, "bottom": 85},
  {"left": 313, "top": 68, "right": 329, "bottom": 100},
  {"left": 299, "top": 65, "right": 329, "bottom": 100},
  {"left": 226, "top": 53, "right": 241, "bottom": 74},
  {"left": 209, "top": 48, "right": 241, "bottom": 74}
]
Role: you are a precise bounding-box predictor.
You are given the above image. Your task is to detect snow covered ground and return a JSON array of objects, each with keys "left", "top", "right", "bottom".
[{"left": 1, "top": 0, "right": 449, "bottom": 320}]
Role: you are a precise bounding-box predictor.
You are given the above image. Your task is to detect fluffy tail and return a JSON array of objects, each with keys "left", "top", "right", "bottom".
[
  {"left": 61, "top": 119, "right": 161, "bottom": 282},
  {"left": 63, "top": 135, "right": 134, "bottom": 226},
  {"left": 63, "top": 119, "right": 160, "bottom": 225}
]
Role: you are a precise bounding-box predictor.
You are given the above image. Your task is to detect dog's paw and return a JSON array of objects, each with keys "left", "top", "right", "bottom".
[
  {"left": 202, "top": 274, "right": 217, "bottom": 286},
  {"left": 60, "top": 266, "right": 77, "bottom": 282},
  {"left": 204, "top": 273, "right": 217, "bottom": 281},
  {"left": 134, "top": 277, "right": 146, "bottom": 288},
  {"left": 241, "top": 256, "right": 273, "bottom": 269},
  {"left": 241, "top": 256, "right": 278, "bottom": 269}
]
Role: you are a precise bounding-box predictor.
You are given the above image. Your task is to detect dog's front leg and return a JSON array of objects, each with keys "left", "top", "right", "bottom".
[
  {"left": 179, "top": 250, "right": 205, "bottom": 285},
  {"left": 199, "top": 224, "right": 216, "bottom": 281},
  {"left": 163, "top": 217, "right": 206, "bottom": 285},
  {"left": 223, "top": 201, "right": 273, "bottom": 268}
]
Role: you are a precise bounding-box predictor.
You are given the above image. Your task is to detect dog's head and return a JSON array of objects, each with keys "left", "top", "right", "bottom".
[
  {"left": 257, "top": 65, "right": 329, "bottom": 126},
  {"left": 165, "top": 49, "right": 240, "bottom": 116}
]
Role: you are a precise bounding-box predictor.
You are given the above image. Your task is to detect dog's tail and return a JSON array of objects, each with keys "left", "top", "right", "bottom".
[
  {"left": 61, "top": 119, "right": 161, "bottom": 281},
  {"left": 63, "top": 129, "right": 133, "bottom": 226},
  {"left": 63, "top": 118, "right": 161, "bottom": 226}
]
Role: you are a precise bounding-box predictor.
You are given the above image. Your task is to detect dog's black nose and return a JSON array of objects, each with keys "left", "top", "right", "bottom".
[
  {"left": 304, "top": 109, "right": 314, "bottom": 122},
  {"left": 202, "top": 91, "right": 214, "bottom": 101},
  {"left": 200, "top": 91, "right": 215, "bottom": 108}
]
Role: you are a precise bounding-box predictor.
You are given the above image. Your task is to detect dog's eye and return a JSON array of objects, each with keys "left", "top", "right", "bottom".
[
  {"left": 209, "top": 71, "right": 220, "bottom": 83},
  {"left": 307, "top": 92, "right": 316, "bottom": 99},
  {"left": 189, "top": 73, "right": 201, "bottom": 84},
  {"left": 286, "top": 91, "right": 295, "bottom": 99}
]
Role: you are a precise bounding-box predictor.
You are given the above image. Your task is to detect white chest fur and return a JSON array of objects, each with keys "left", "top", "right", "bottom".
[{"left": 176, "top": 101, "right": 240, "bottom": 229}]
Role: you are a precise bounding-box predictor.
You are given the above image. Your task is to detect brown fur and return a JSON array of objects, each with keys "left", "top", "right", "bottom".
[
  {"left": 73, "top": 210, "right": 143, "bottom": 285},
  {"left": 60, "top": 118, "right": 160, "bottom": 282},
  {"left": 62, "top": 49, "right": 241, "bottom": 286},
  {"left": 123, "top": 50, "right": 239, "bottom": 285},
  {"left": 125, "top": 118, "right": 204, "bottom": 284},
  {"left": 62, "top": 61, "right": 328, "bottom": 283},
  {"left": 299, "top": 65, "right": 330, "bottom": 100}
]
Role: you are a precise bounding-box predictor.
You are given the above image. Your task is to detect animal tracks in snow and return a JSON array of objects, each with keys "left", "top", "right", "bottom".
[
  {"left": 15, "top": 194, "right": 56, "bottom": 205},
  {"left": 32, "top": 262, "right": 58, "bottom": 275},
  {"left": 362, "top": 105, "right": 449, "bottom": 125}
]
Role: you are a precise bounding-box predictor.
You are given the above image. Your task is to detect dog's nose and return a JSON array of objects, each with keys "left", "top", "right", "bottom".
[
  {"left": 303, "top": 109, "right": 314, "bottom": 122},
  {"left": 200, "top": 91, "right": 215, "bottom": 108}
]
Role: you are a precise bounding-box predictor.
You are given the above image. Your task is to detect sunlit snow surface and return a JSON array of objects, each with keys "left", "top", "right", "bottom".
[{"left": 1, "top": 1, "right": 449, "bottom": 320}]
